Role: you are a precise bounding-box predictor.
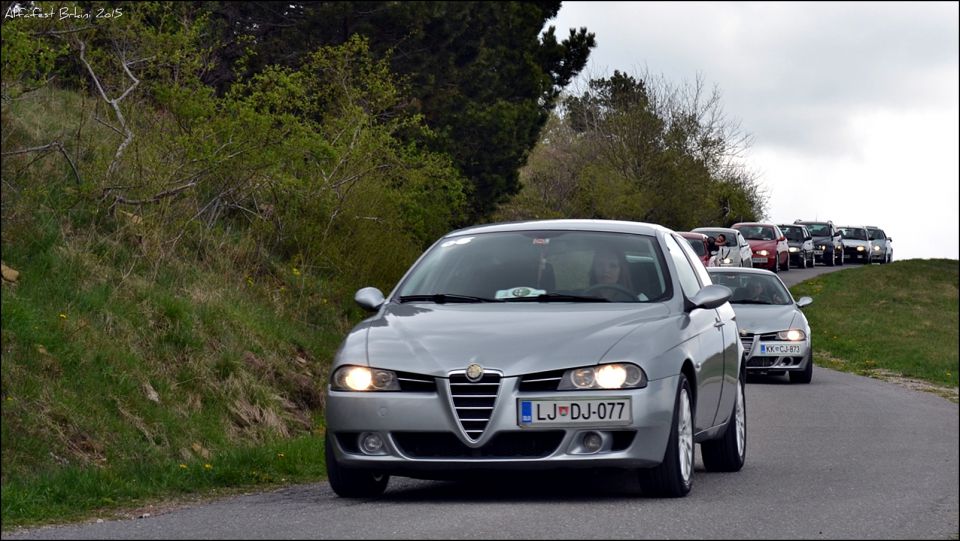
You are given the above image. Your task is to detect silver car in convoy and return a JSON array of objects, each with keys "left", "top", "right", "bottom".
[
  {"left": 865, "top": 226, "right": 893, "bottom": 263},
  {"left": 707, "top": 267, "right": 814, "bottom": 383},
  {"left": 326, "top": 220, "right": 746, "bottom": 498},
  {"left": 838, "top": 225, "right": 873, "bottom": 264}
]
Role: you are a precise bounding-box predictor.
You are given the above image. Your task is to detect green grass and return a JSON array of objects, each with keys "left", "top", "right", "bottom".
[
  {"left": 0, "top": 214, "right": 350, "bottom": 529},
  {"left": 789, "top": 259, "right": 959, "bottom": 389}
]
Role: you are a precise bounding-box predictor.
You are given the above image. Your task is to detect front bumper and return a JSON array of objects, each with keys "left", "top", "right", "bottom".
[
  {"left": 742, "top": 335, "right": 811, "bottom": 373},
  {"left": 325, "top": 375, "right": 679, "bottom": 473}
]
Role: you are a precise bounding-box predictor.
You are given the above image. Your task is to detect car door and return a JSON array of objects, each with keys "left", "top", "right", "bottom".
[
  {"left": 773, "top": 225, "right": 788, "bottom": 266},
  {"left": 665, "top": 234, "right": 725, "bottom": 432}
]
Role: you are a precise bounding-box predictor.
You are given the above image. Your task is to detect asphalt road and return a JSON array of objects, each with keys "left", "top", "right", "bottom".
[{"left": 5, "top": 262, "right": 958, "bottom": 540}]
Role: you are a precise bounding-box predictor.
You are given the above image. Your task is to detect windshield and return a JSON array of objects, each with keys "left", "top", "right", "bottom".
[
  {"left": 867, "top": 228, "right": 886, "bottom": 240},
  {"left": 396, "top": 230, "right": 671, "bottom": 303},
  {"left": 840, "top": 228, "right": 867, "bottom": 240},
  {"left": 780, "top": 226, "right": 805, "bottom": 241},
  {"left": 709, "top": 272, "right": 793, "bottom": 306},
  {"left": 735, "top": 225, "right": 777, "bottom": 241},
  {"left": 684, "top": 238, "right": 706, "bottom": 256},
  {"left": 804, "top": 223, "right": 831, "bottom": 237}
]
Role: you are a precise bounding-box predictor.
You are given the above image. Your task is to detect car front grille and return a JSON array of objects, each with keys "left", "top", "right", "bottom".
[
  {"left": 392, "top": 431, "right": 564, "bottom": 458},
  {"left": 449, "top": 373, "right": 501, "bottom": 440},
  {"left": 396, "top": 371, "right": 437, "bottom": 392},
  {"left": 518, "top": 369, "right": 565, "bottom": 392}
]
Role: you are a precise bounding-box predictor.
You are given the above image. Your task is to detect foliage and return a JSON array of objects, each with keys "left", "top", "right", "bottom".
[
  {"left": 497, "top": 70, "right": 766, "bottom": 229},
  {"left": 202, "top": 0, "right": 596, "bottom": 222}
]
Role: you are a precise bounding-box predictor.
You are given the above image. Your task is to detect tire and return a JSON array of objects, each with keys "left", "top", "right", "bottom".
[
  {"left": 809, "top": 252, "right": 815, "bottom": 268},
  {"left": 701, "top": 369, "right": 746, "bottom": 472},
  {"left": 799, "top": 252, "right": 807, "bottom": 269},
  {"left": 783, "top": 252, "right": 790, "bottom": 271},
  {"left": 838, "top": 249, "right": 845, "bottom": 266},
  {"left": 827, "top": 249, "right": 835, "bottom": 266},
  {"left": 773, "top": 255, "right": 780, "bottom": 273},
  {"left": 639, "top": 374, "right": 694, "bottom": 498},
  {"left": 789, "top": 347, "right": 814, "bottom": 384},
  {"left": 325, "top": 434, "right": 390, "bottom": 498}
]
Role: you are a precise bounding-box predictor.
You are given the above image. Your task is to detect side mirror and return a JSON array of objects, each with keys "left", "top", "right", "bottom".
[
  {"left": 354, "top": 287, "right": 385, "bottom": 312},
  {"left": 887, "top": 237, "right": 892, "bottom": 242},
  {"left": 805, "top": 236, "right": 812, "bottom": 241},
  {"left": 796, "top": 296, "right": 813, "bottom": 308},
  {"left": 779, "top": 236, "right": 786, "bottom": 242},
  {"left": 688, "top": 284, "right": 732, "bottom": 311}
]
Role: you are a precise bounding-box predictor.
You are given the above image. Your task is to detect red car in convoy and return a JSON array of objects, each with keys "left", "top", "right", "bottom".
[
  {"left": 731, "top": 222, "right": 790, "bottom": 272},
  {"left": 679, "top": 231, "right": 712, "bottom": 267}
]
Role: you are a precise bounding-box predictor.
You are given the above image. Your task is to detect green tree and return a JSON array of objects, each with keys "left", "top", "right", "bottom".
[{"left": 202, "top": 1, "right": 596, "bottom": 222}]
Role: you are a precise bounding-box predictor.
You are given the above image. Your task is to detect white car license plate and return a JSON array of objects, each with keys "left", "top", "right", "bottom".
[
  {"left": 756, "top": 342, "right": 804, "bottom": 356},
  {"left": 751, "top": 257, "right": 767, "bottom": 263},
  {"left": 518, "top": 398, "right": 631, "bottom": 427}
]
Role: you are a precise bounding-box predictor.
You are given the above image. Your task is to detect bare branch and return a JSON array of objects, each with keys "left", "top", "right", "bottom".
[{"left": 78, "top": 40, "right": 139, "bottom": 177}]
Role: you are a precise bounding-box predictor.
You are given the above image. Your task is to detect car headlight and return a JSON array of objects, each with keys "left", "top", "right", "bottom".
[
  {"left": 558, "top": 363, "right": 647, "bottom": 390},
  {"left": 757, "top": 249, "right": 769, "bottom": 256},
  {"left": 857, "top": 246, "right": 865, "bottom": 251},
  {"left": 874, "top": 245, "right": 881, "bottom": 251},
  {"left": 777, "top": 329, "right": 806, "bottom": 341},
  {"left": 722, "top": 258, "right": 732, "bottom": 264},
  {"left": 331, "top": 365, "right": 400, "bottom": 391},
  {"left": 818, "top": 245, "right": 826, "bottom": 250},
  {"left": 789, "top": 247, "right": 798, "bottom": 252}
]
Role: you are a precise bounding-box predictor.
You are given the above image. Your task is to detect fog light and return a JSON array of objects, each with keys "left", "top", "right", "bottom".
[
  {"left": 359, "top": 432, "right": 385, "bottom": 455},
  {"left": 583, "top": 432, "right": 603, "bottom": 453}
]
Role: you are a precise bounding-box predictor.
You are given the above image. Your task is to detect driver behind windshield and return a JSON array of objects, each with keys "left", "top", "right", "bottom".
[{"left": 589, "top": 247, "right": 634, "bottom": 299}]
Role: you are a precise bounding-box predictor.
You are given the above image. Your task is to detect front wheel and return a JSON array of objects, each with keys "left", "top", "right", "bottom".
[
  {"left": 701, "top": 370, "right": 746, "bottom": 472},
  {"left": 827, "top": 250, "right": 835, "bottom": 266},
  {"left": 782, "top": 252, "right": 790, "bottom": 271},
  {"left": 789, "top": 347, "right": 814, "bottom": 384},
  {"left": 325, "top": 435, "right": 390, "bottom": 498},
  {"left": 638, "top": 374, "right": 694, "bottom": 497}
]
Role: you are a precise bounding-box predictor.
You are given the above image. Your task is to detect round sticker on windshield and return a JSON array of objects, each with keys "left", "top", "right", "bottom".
[{"left": 495, "top": 286, "right": 546, "bottom": 299}]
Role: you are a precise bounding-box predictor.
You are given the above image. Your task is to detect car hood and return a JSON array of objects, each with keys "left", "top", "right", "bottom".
[
  {"left": 746, "top": 239, "right": 777, "bottom": 250},
  {"left": 731, "top": 304, "right": 801, "bottom": 335},
  {"left": 353, "top": 302, "right": 675, "bottom": 377}
]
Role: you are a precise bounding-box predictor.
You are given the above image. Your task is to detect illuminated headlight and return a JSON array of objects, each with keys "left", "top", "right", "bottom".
[
  {"left": 722, "top": 258, "right": 732, "bottom": 264},
  {"left": 874, "top": 245, "right": 881, "bottom": 251},
  {"left": 756, "top": 249, "right": 768, "bottom": 256},
  {"left": 789, "top": 247, "right": 798, "bottom": 253},
  {"left": 857, "top": 246, "right": 865, "bottom": 251},
  {"left": 777, "top": 329, "right": 806, "bottom": 341},
  {"left": 559, "top": 363, "right": 647, "bottom": 390},
  {"left": 819, "top": 245, "right": 826, "bottom": 250},
  {"left": 331, "top": 366, "right": 400, "bottom": 391}
]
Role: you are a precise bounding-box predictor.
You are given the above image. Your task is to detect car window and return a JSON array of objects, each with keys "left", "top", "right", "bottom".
[
  {"left": 663, "top": 234, "right": 702, "bottom": 299},
  {"left": 804, "top": 223, "right": 831, "bottom": 236},
  {"left": 397, "top": 230, "right": 671, "bottom": 303},
  {"left": 684, "top": 238, "right": 707, "bottom": 257},
  {"left": 780, "top": 226, "right": 805, "bottom": 241},
  {"left": 711, "top": 272, "right": 792, "bottom": 306}
]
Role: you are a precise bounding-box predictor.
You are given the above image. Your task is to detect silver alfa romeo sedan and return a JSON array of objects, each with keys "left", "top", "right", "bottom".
[
  {"left": 707, "top": 267, "right": 814, "bottom": 383},
  {"left": 325, "top": 220, "right": 746, "bottom": 499}
]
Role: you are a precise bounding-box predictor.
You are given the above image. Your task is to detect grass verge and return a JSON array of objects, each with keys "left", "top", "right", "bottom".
[{"left": 789, "top": 259, "right": 959, "bottom": 396}]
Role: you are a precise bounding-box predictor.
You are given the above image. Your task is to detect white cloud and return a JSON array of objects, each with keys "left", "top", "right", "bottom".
[{"left": 551, "top": 1, "right": 959, "bottom": 260}]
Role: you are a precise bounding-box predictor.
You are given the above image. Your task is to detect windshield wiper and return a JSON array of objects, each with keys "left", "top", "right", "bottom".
[
  {"left": 502, "top": 293, "right": 611, "bottom": 303},
  {"left": 398, "top": 294, "right": 498, "bottom": 304}
]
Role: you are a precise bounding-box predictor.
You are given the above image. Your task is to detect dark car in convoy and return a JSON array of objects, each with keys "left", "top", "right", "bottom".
[
  {"left": 777, "top": 224, "right": 815, "bottom": 269},
  {"left": 865, "top": 226, "right": 893, "bottom": 263},
  {"left": 731, "top": 222, "right": 790, "bottom": 273},
  {"left": 679, "top": 232, "right": 712, "bottom": 267},
  {"left": 794, "top": 220, "right": 844, "bottom": 266}
]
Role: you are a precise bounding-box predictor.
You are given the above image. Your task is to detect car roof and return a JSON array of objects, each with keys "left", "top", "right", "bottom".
[
  {"left": 678, "top": 231, "right": 708, "bottom": 240},
  {"left": 838, "top": 225, "right": 867, "bottom": 230},
  {"left": 732, "top": 222, "right": 777, "bottom": 227},
  {"left": 691, "top": 226, "right": 740, "bottom": 235},
  {"left": 444, "top": 219, "right": 670, "bottom": 238}
]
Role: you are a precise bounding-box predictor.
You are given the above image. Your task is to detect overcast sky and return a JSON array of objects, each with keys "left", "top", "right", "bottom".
[{"left": 551, "top": 1, "right": 959, "bottom": 261}]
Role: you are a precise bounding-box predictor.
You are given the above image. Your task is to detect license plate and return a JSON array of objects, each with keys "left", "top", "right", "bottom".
[
  {"left": 751, "top": 257, "right": 767, "bottom": 263},
  {"left": 518, "top": 398, "right": 631, "bottom": 427},
  {"left": 814, "top": 250, "right": 824, "bottom": 255},
  {"left": 756, "top": 342, "right": 804, "bottom": 356}
]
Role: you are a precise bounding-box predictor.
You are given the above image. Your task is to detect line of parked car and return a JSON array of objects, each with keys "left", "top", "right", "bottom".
[{"left": 679, "top": 220, "right": 894, "bottom": 272}]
